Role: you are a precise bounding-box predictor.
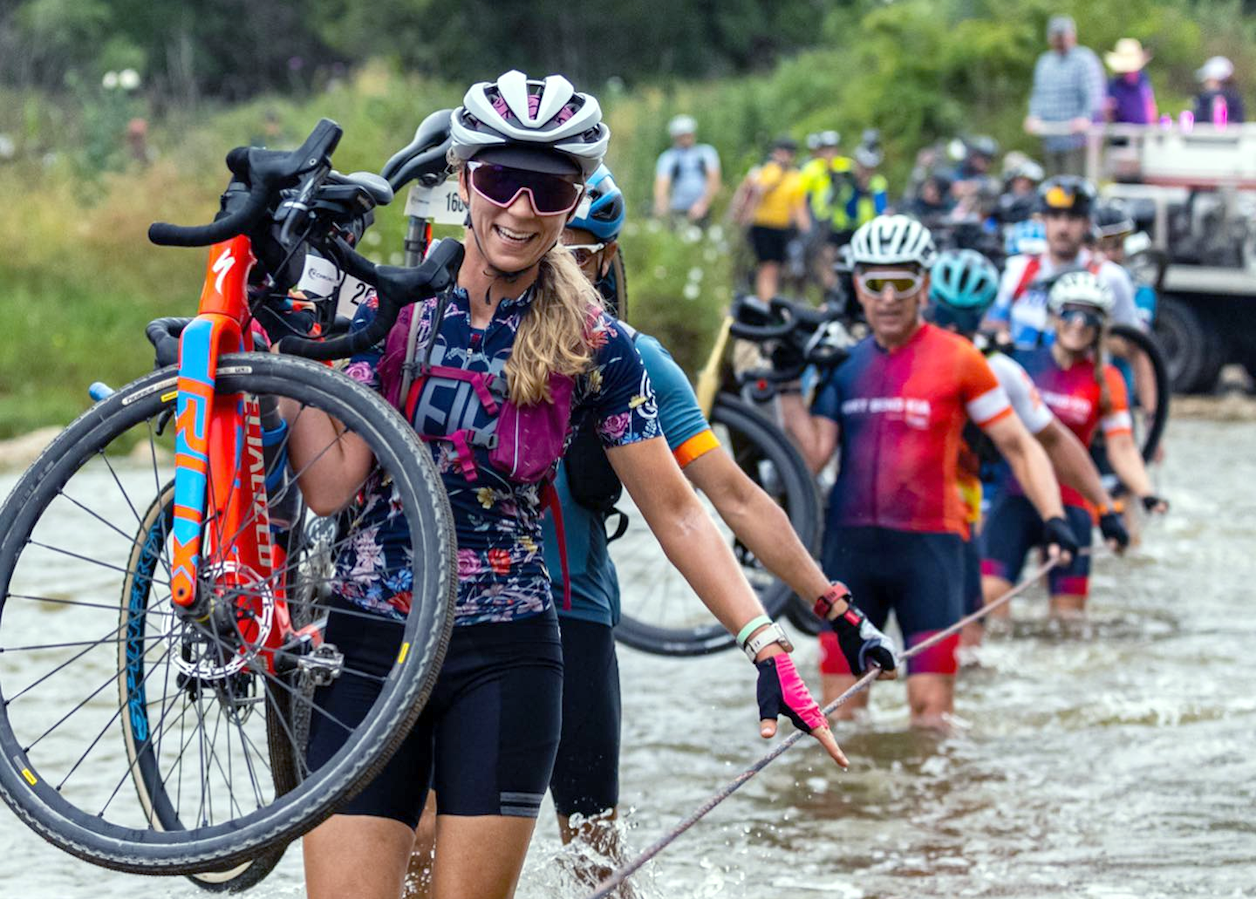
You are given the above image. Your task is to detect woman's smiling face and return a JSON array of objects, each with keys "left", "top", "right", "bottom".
[{"left": 460, "top": 167, "right": 575, "bottom": 273}]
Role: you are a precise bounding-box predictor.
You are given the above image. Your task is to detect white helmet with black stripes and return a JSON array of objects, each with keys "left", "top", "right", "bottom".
[
  {"left": 849, "top": 214, "right": 937, "bottom": 268},
  {"left": 450, "top": 70, "right": 609, "bottom": 179}
]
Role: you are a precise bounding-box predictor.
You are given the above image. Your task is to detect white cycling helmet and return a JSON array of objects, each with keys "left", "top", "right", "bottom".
[
  {"left": 849, "top": 214, "right": 937, "bottom": 267},
  {"left": 1048, "top": 270, "right": 1115, "bottom": 315},
  {"left": 450, "top": 70, "right": 609, "bottom": 179},
  {"left": 668, "top": 114, "right": 697, "bottom": 138}
]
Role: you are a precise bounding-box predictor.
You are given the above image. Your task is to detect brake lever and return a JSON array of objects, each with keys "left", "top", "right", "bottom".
[{"left": 278, "top": 163, "right": 331, "bottom": 247}]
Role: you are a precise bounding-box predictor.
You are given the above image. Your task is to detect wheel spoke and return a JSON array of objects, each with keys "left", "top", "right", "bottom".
[
  {"left": 5, "top": 592, "right": 176, "bottom": 616},
  {"left": 99, "top": 635, "right": 217, "bottom": 818},
  {"left": 98, "top": 451, "right": 147, "bottom": 530},
  {"left": 56, "top": 641, "right": 177, "bottom": 791},
  {"left": 3, "top": 614, "right": 135, "bottom": 704},
  {"left": 26, "top": 631, "right": 170, "bottom": 755},
  {"left": 24, "top": 540, "right": 170, "bottom": 588}
]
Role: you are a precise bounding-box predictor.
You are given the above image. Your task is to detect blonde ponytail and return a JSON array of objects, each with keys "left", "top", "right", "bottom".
[
  {"left": 505, "top": 244, "right": 605, "bottom": 405},
  {"left": 1094, "top": 325, "right": 1114, "bottom": 415}
]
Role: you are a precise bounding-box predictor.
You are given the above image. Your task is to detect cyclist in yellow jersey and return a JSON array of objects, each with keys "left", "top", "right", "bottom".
[
  {"left": 812, "top": 145, "right": 888, "bottom": 243},
  {"left": 799, "top": 131, "right": 851, "bottom": 208},
  {"left": 732, "top": 136, "right": 810, "bottom": 300},
  {"left": 798, "top": 131, "right": 854, "bottom": 292}
]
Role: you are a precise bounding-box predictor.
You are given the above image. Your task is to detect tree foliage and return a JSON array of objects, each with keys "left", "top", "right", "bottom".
[{"left": 0, "top": 0, "right": 840, "bottom": 100}]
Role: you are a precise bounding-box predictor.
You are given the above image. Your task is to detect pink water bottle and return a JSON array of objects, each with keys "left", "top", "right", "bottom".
[{"left": 1213, "top": 94, "right": 1229, "bottom": 128}]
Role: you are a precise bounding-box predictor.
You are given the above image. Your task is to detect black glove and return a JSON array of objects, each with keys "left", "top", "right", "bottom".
[
  {"left": 1141, "top": 495, "right": 1169, "bottom": 513},
  {"left": 1098, "top": 510, "right": 1130, "bottom": 549},
  {"left": 254, "top": 297, "right": 319, "bottom": 346},
  {"left": 819, "top": 584, "right": 897, "bottom": 674},
  {"left": 833, "top": 606, "right": 897, "bottom": 675},
  {"left": 1042, "top": 515, "right": 1080, "bottom": 560}
]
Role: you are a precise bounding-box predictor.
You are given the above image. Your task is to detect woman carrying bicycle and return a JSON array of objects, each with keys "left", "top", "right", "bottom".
[{"left": 282, "top": 71, "right": 846, "bottom": 899}]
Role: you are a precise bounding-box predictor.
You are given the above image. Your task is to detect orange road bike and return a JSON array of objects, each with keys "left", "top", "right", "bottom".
[{"left": 0, "top": 120, "right": 461, "bottom": 878}]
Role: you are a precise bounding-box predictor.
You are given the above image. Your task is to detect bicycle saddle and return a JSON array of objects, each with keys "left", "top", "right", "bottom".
[
  {"left": 381, "top": 108, "right": 454, "bottom": 190},
  {"left": 325, "top": 170, "right": 394, "bottom": 206}
]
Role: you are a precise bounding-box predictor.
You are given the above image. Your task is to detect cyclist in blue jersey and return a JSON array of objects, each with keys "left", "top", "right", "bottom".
[{"left": 282, "top": 73, "right": 848, "bottom": 899}]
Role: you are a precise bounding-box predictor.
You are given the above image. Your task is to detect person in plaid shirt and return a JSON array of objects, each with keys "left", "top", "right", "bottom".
[{"left": 1025, "top": 16, "right": 1105, "bottom": 176}]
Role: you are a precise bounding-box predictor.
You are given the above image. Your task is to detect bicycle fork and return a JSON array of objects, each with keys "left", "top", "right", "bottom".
[{"left": 168, "top": 236, "right": 309, "bottom": 677}]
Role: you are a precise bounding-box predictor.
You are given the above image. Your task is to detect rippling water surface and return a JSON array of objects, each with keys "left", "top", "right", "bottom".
[{"left": 1, "top": 416, "right": 1253, "bottom": 898}]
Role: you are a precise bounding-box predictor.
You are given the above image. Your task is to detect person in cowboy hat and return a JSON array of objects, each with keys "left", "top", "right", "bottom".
[{"left": 1105, "top": 38, "right": 1158, "bottom": 125}]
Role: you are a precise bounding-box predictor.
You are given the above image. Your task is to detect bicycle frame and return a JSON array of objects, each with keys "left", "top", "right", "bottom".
[
  {"left": 694, "top": 315, "right": 734, "bottom": 419},
  {"left": 169, "top": 234, "right": 307, "bottom": 672}
]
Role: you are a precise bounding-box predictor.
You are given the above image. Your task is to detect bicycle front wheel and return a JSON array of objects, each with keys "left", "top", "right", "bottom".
[
  {"left": 611, "top": 393, "right": 820, "bottom": 656},
  {"left": 0, "top": 353, "right": 456, "bottom": 875},
  {"left": 119, "top": 480, "right": 304, "bottom": 892}
]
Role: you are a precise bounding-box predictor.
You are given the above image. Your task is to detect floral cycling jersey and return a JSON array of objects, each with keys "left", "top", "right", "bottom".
[{"left": 338, "top": 287, "right": 659, "bottom": 626}]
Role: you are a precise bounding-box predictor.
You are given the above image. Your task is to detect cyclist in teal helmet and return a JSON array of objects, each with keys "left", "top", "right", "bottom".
[
  {"left": 547, "top": 164, "right": 895, "bottom": 873},
  {"left": 924, "top": 249, "right": 1129, "bottom": 652},
  {"left": 928, "top": 248, "right": 1001, "bottom": 335}
]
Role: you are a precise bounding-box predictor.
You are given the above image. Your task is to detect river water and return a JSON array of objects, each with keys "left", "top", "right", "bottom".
[{"left": 0, "top": 414, "right": 1253, "bottom": 898}]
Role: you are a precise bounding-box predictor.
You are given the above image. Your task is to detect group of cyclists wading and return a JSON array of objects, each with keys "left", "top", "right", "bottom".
[{"left": 274, "top": 69, "right": 1166, "bottom": 899}]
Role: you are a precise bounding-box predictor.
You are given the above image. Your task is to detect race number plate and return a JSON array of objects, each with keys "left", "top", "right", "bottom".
[
  {"left": 405, "top": 179, "right": 469, "bottom": 224},
  {"left": 336, "top": 275, "right": 375, "bottom": 321},
  {"left": 295, "top": 252, "right": 375, "bottom": 322}
]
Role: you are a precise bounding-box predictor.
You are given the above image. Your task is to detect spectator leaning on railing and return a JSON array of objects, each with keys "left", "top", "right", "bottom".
[
  {"left": 1025, "top": 16, "right": 1104, "bottom": 177},
  {"left": 1195, "top": 56, "right": 1246, "bottom": 125}
]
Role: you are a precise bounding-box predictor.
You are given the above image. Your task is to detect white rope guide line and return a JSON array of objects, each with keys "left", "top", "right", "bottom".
[{"left": 580, "top": 557, "right": 1062, "bottom": 899}]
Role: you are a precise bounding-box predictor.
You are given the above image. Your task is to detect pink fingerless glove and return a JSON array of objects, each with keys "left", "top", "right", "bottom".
[{"left": 755, "top": 654, "right": 827, "bottom": 733}]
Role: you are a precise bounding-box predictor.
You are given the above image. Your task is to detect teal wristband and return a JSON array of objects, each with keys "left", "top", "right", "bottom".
[{"left": 736, "top": 615, "right": 773, "bottom": 648}]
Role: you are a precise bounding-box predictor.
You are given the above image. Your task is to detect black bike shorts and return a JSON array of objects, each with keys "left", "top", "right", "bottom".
[
  {"left": 306, "top": 601, "right": 563, "bottom": 828},
  {"left": 820, "top": 525, "right": 964, "bottom": 676},
  {"left": 549, "top": 619, "right": 621, "bottom": 819},
  {"left": 749, "top": 225, "right": 791, "bottom": 263},
  {"left": 962, "top": 534, "right": 983, "bottom": 617},
  {"left": 981, "top": 495, "right": 1093, "bottom": 597}
]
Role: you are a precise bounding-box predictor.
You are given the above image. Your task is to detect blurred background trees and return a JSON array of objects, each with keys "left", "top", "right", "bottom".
[{"left": 0, "top": 0, "right": 838, "bottom": 100}]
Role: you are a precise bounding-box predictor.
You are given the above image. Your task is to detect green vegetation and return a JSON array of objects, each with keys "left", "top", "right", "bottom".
[{"left": 2, "top": 0, "right": 1255, "bottom": 436}]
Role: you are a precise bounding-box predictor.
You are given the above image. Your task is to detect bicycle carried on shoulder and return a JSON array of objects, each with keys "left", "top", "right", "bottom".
[{"left": 0, "top": 120, "right": 462, "bottom": 878}]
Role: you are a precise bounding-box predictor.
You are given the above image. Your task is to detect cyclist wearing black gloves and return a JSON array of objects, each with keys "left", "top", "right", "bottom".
[
  {"left": 925, "top": 249, "right": 1130, "bottom": 648},
  {"left": 280, "top": 71, "right": 849, "bottom": 899},
  {"left": 983, "top": 271, "right": 1167, "bottom": 621},
  {"left": 781, "top": 215, "right": 1072, "bottom": 729}
]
